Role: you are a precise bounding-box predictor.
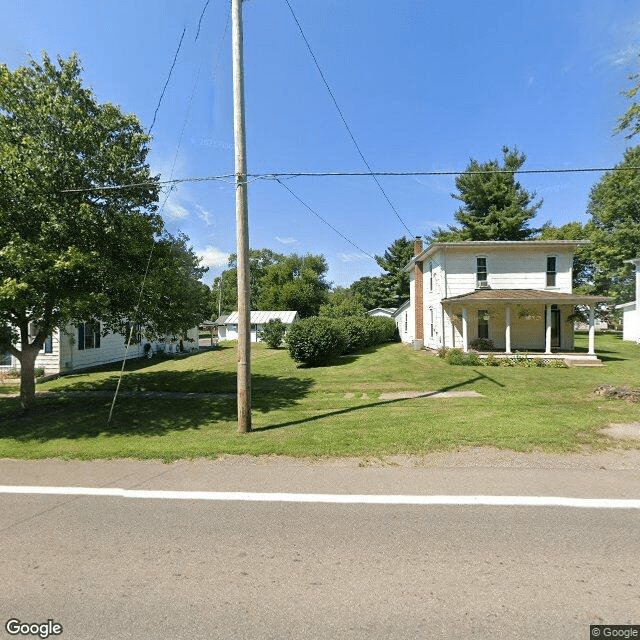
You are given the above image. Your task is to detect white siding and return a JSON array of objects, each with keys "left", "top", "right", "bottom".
[{"left": 621, "top": 305, "right": 640, "bottom": 342}]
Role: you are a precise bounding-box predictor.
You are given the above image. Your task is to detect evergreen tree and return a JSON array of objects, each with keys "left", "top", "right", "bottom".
[{"left": 430, "top": 146, "right": 542, "bottom": 242}]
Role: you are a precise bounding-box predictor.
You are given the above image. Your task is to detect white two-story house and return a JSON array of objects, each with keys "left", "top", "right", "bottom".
[{"left": 402, "top": 239, "right": 609, "bottom": 359}]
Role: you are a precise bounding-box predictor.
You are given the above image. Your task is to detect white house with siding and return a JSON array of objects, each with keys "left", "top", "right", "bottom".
[
  {"left": 220, "top": 311, "right": 299, "bottom": 343},
  {"left": 615, "top": 258, "right": 640, "bottom": 343},
  {"left": 392, "top": 300, "right": 411, "bottom": 344},
  {"left": 1, "top": 321, "right": 199, "bottom": 376},
  {"left": 402, "top": 239, "right": 609, "bottom": 359}
]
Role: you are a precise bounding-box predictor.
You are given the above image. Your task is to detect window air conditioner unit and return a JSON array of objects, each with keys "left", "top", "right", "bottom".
[{"left": 477, "top": 280, "right": 488, "bottom": 288}]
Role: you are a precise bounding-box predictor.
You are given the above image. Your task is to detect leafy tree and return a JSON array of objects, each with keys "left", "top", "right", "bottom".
[
  {"left": 0, "top": 53, "right": 206, "bottom": 409},
  {"left": 258, "top": 254, "right": 330, "bottom": 318},
  {"left": 259, "top": 318, "right": 287, "bottom": 349},
  {"left": 584, "top": 145, "right": 640, "bottom": 304},
  {"left": 348, "top": 276, "right": 389, "bottom": 310},
  {"left": 616, "top": 59, "right": 640, "bottom": 139},
  {"left": 430, "top": 146, "right": 542, "bottom": 242},
  {"left": 214, "top": 248, "right": 285, "bottom": 315},
  {"left": 319, "top": 289, "right": 367, "bottom": 318}
]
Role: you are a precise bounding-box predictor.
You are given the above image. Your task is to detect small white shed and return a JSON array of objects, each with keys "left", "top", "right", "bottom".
[{"left": 221, "top": 311, "right": 299, "bottom": 342}]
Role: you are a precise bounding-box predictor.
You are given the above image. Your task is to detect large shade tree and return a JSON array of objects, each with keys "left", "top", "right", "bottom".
[
  {"left": 0, "top": 53, "right": 207, "bottom": 409},
  {"left": 430, "top": 146, "right": 542, "bottom": 242},
  {"left": 584, "top": 145, "right": 640, "bottom": 305}
]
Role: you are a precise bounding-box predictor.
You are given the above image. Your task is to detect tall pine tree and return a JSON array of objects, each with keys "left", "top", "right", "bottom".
[{"left": 430, "top": 146, "right": 542, "bottom": 242}]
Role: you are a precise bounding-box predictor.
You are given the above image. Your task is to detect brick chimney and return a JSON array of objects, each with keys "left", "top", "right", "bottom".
[{"left": 414, "top": 237, "right": 424, "bottom": 345}]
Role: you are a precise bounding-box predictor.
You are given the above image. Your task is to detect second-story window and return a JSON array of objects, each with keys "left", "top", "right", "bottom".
[
  {"left": 546, "top": 256, "right": 557, "bottom": 287},
  {"left": 429, "top": 262, "right": 433, "bottom": 291},
  {"left": 78, "top": 320, "right": 101, "bottom": 350},
  {"left": 476, "top": 257, "right": 488, "bottom": 288}
]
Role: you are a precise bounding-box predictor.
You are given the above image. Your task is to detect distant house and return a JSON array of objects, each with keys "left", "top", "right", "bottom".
[
  {"left": 402, "top": 239, "right": 609, "bottom": 359},
  {"left": 367, "top": 307, "right": 397, "bottom": 318},
  {"left": 615, "top": 258, "right": 640, "bottom": 343},
  {"left": 0, "top": 321, "right": 199, "bottom": 376},
  {"left": 220, "top": 311, "right": 299, "bottom": 343},
  {"left": 392, "top": 300, "right": 411, "bottom": 344}
]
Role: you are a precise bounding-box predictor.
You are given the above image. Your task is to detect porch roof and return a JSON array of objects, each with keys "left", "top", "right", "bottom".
[{"left": 441, "top": 289, "right": 610, "bottom": 305}]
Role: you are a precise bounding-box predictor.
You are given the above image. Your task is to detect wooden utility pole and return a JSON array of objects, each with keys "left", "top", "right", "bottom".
[{"left": 232, "top": 0, "right": 251, "bottom": 432}]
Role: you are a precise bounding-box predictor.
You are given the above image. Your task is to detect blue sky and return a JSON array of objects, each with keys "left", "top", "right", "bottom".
[{"left": 3, "top": 1, "right": 640, "bottom": 288}]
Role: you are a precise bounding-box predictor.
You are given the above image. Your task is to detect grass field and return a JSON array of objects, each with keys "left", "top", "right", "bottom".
[{"left": 0, "top": 333, "right": 639, "bottom": 461}]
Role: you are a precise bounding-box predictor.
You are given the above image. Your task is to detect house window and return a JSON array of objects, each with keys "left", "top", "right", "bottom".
[
  {"left": 1, "top": 326, "right": 12, "bottom": 365},
  {"left": 476, "top": 257, "right": 488, "bottom": 288},
  {"left": 77, "top": 320, "right": 101, "bottom": 350},
  {"left": 546, "top": 256, "right": 557, "bottom": 287},
  {"left": 430, "top": 307, "right": 434, "bottom": 338},
  {"left": 477, "top": 309, "right": 489, "bottom": 339},
  {"left": 429, "top": 262, "right": 433, "bottom": 291},
  {"left": 43, "top": 333, "right": 53, "bottom": 354},
  {"left": 124, "top": 322, "right": 142, "bottom": 345}
]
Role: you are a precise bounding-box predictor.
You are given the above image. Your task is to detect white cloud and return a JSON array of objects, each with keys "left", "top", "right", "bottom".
[
  {"left": 197, "top": 246, "right": 230, "bottom": 269},
  {"left": 604, "top": 44, "right": 640, "bottom": 68},
  {"left": 164, "top": 200, "right": 190, "bottom": 220},
  {"left": 337, "top": 252, "right": 373, "bottom": 263},
  {"left": 195, "top": 204, "right": 213, "bottom": 226},
  {"left": 275, "top": 236, "right": 297, "bottom": 245}
]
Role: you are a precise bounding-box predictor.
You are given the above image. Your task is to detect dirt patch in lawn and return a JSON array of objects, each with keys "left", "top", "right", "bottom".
[
  {"left": 378, "top": 390, "right": 484, "bottom": 400},
  {"left": 600, "top": 423, "right": 640, "bottom": 441}
]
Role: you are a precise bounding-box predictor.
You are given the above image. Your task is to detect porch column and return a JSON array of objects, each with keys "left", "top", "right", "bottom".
[
  {"left": 545, "top": 304, "right": 552, "bottom": 354},
  {"left": 462, "top": 306, "right": 469, "bottom": 353},
  {"left": 505, "top": 305, "right": 512, "bottom": 355},
  {"left": 588, "top": 306, "right": 596, "bottom": 355},
  {"left": 450, "top": 312, "right": 456, "bottom": 348}
]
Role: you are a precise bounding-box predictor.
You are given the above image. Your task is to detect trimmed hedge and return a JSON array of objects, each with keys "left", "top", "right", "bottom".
[
  {"left": 285, "top": 315, "right": 397, "bottom": 366},
  {"left": 285, "top": 317, "right": 346, "bottom": 366}
]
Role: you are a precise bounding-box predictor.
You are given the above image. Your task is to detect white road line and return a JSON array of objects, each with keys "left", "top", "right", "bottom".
[{"left": 0, "top": 485, "right": 639, "bottom": 508}]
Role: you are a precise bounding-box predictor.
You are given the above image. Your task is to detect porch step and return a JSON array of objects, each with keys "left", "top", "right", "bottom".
[{"left": 565, "top": 359, "right": 604, "bottom": 367}]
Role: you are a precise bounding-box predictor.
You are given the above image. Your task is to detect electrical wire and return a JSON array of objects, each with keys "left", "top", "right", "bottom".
[
  {"left": 195, "top": 0, "right": 211, "bottom": 42},
  {"left": 148, "top": 27, "right": 186, "bottom": 135},
  {"left": 61, "top": 165, "right": 640, "bottom": 194},
  {"left": 275, "top": 178, "right": 376, "bottom": 262},
  {"left": 283, "top": 0, "right": 414, "bottom": 237}
]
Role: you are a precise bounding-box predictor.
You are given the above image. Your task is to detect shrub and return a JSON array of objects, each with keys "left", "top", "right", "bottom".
[
  {"left": 34, "top": 367, "right": 45, "bottom": 378},
  {"left": 447, "top": 348, "right": 482, "bottom": 366},
  {"left": 341, "top": 317, "right": 369, "bottom": 354},
  {"left": 260, "top": 319, "right": 287, "bottom": 349},
  {"left": 469, "top": 337, "right": 494, "bottom": 351},
  {"left": 483, "top": 353, "right": 499, "bottom": 366},
  {"left": 548, "top": 359, "right": 568, "bottom": 368},
  {"left": 437, "top": 346, "right": 450, "bottom": 359},
  {"left": 285, "top": 316, "right": 346, "bottom": 366}
]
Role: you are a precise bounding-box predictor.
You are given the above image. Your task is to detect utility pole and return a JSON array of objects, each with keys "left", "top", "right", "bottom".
[{"left": 232, "top": 0, "right": 251, "bottom": 432}]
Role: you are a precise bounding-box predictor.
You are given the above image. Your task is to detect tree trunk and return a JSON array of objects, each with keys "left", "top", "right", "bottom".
[{"left": 19, "top": 345, "right": 39, "bottom": 411}]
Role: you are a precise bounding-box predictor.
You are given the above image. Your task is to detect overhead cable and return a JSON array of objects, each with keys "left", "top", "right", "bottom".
[{"left": 283, "top": 0, "right": 414, "bottom": 237}]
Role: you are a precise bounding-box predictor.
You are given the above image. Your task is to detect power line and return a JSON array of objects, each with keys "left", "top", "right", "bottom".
[
  {"left": 195, "top": 0, "right": 211, "bottom": 42},
  {"left": 275, "top": 178, "right": 376, "bottom": 262},
  {"left": 148, "top": 27, "right": 186, "bottom": 135},
  {"left": 283, "top": 0, "right": 414, "bottom": 237},
  {"left": 60, "top": 165, "right": 640, "bottom": 193}
]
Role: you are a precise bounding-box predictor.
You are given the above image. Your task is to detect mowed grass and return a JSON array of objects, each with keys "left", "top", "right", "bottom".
[{"left": 0, "top": 333, "right": 639, "bottom": 460}]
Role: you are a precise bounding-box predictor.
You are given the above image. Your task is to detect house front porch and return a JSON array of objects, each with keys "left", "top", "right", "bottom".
[{"left": 441, "top": 289, "right": 610, "bottom": 359}]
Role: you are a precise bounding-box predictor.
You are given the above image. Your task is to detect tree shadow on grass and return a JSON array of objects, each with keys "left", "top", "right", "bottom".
[
  {"left": 256, "top": 369, "right": 505, "bottom": 432},
  {"left": 0, "top": 371, "right": 314, "bottom": 442}
]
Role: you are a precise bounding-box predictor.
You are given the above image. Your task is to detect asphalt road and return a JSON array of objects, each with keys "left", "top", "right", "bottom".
[{"left": 1, "top": 453, "right": 639, "bottom": 639}]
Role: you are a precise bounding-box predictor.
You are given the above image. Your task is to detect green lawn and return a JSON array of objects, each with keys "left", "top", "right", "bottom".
[{"left": 1, "top": 333, "right": 639, "bottom": 461}]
